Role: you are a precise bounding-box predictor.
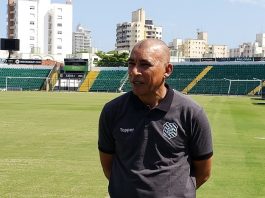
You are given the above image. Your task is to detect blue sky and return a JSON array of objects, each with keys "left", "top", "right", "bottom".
[{"left": 1, "top": 0, "right": 265, "bottom": 52}]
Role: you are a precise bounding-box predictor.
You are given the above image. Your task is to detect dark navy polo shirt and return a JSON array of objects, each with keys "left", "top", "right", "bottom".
[{"left": 98, "top": 87, "right": 213, "bottom": 198}]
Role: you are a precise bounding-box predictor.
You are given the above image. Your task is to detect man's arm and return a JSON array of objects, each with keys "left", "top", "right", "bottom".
[
  {"left": 192, "top": 156, "right": 212, "bottom": 189},
  {"left": 99, "top": 151, "right": 113, "bottom": 180}
]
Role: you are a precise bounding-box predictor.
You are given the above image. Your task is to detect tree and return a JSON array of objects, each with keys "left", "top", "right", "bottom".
[{"left": 95, "top": 51, "right": 129, "bottom": 67}]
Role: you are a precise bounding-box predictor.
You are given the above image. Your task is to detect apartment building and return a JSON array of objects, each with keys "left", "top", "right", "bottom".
[
  {"left": 206, "top": 45, "right": 229, "bottom": 58},
  {"left": 183, "top": 38, "right": 207, "bottom": 58},
  {"left": 145, "top": 19, "right": 162, "bottom": 40},
  {"left": 169, "top": 31, "right": 228, "bottom": 60},
  {"left": 116, "top": 8, "right": 162, "bottom": 52},
  {"left": 72, "top": 24, "right": 92, "bottom": 54},
  {"left": 7, "top": 0, "right": 72, "bottom": 61},
  {"left": 168, "top": 38, "right": 183, "bottom": 57},
  {"left": 230, "top": 33, "right": 265, "bottom": 57},
  {"left": 7, "top": 0, "right": 16, "bottom": 39}
]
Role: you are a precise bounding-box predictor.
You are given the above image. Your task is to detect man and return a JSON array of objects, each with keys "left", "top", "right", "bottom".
[{"left": 98, "top": 39, "right": 213, "bottom": 198}]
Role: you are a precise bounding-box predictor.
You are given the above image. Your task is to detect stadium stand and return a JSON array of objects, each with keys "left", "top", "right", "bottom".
[
  {"left": 0, "top": 63, "right": 53, "bottom": 91},
  {"left": 1, "top": 61, "right": 265, "bottom": 95},
  {"left": 89, "top": 70, "right": 127, "bottom": 92},
  {"left": 182, "top": 66, "right": 213, "bottom": 94},
  {"left": 189, "top": 63, "right": 265, "bottom": 95},
  {"left": 166, "top": 64, "right": 206, "bottom": 91},
  {"left": 87, "top": 62, "right": 265, "bottom": 96}
]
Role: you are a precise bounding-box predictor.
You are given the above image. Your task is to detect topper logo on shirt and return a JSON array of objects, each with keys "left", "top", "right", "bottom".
[
  {"left": 120, "top": 128, "right": 134, "bottom": 133},
  {"left": 163, "top": 122, "right": 178, "bottom": 139}
]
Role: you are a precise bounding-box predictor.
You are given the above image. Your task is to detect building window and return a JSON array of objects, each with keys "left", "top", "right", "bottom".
[
  {"left": 30, "top": 6, "right": 35, "bottom": 10},
  {"left": 57, "top": 23, "right": 62, "bottom": 27},
  {"left": 57, "top": 45, "right": 62, "bottom": 49},
  {"left": 30, "top": 36, "right": 35, "bottom": 40},
  {"left": 57, "top": 31, "right": 62, "bottom": 34},
  {"left": 30, "top": 21, "right": 35, "bottom": 25},
  {"left": 58, "top": 15, "right": 62, "bottom": 19},
  {"left": 57, "top": 8, "right": 62, "bottom": 12}
]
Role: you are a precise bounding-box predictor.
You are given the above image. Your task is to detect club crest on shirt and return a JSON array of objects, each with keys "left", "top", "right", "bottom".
[{"left": 163, "top": 122, "right": 178, "bottom": 139}]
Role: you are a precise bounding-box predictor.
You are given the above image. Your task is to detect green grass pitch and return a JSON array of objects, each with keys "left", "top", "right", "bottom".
[{"left": 0, "top": 92, "right": 265, "bottom": 197}]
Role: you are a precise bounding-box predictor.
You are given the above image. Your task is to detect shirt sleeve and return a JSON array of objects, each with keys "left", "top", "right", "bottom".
[
  {"left": 98, "top": 104, "right": 115, "bottom": 154},
  {"left": 189, "top": 108, "right": 213, "bottom": 160}
]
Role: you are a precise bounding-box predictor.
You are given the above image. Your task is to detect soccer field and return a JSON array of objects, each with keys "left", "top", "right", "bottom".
[{"left": 0, "top": 92, "right": 264, "bottom": 198}]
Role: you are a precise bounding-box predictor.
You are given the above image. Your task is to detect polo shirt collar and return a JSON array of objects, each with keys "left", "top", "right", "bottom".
[
  {"left": 156, "top": 84, "right": 174, "bottom": 112},
  {"left": 130, "top": 84, "right": 174, "bottom": 112}
]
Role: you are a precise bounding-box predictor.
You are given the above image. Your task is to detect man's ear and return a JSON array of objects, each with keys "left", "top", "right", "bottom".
[
  {"left": 165, "top": 63, "right": 173, "bottom": 78},
  {"left": 164, "top": 73, "right": 170, "bottom": 78}
]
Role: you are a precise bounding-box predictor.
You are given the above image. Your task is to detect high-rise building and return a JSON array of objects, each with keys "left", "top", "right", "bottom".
[
  {"left": 7, "top": 0, "right": 16, "bottom": 39},
  {"left": 116, "top": 8, "right": 162, "bottom": 52},
  {"left": 72, "top": 24, "right": 92, "bottom": 54},
  {"left": 7, "top": 0, "right": 72, "bottom": 60},
  {"left": 256, "top": 33, "right": 265, "bottom": 47}
]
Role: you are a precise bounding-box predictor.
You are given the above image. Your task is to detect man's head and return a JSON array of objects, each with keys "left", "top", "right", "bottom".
[{"left": 128, "top": 39, "right": 173, "bottom": 101}]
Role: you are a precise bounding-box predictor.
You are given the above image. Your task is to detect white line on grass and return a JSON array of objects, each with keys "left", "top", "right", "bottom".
[{"left": 254, "top": 137, "right": 265, "bottom": 140}]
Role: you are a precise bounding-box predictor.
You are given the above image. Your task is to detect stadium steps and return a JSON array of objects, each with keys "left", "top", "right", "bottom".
[
  {"left": 117, "top": 73, "right": 129, "bottom": 92},
  {"left": 43, "top": 65, "right": 60, "bottom": 91},
  {"left": 182, "top": 65, "right": 213, "bottom": 94},
  {"left": 79, "top": 71, "right": 99, "bottom": 92},
  {"left": 165, "top": 65, "right": 206, "bottom": 91},
  {"left": 49, "top": 71, "right": 59, "bottom": 91},
  {"left": 248, "top": 80, "right": 265, "bottom": 95}
]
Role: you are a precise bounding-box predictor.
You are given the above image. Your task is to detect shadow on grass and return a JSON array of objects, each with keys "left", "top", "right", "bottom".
[
  {"left": 251, "top": 97, "right": 265, "bottom": 105},
  {"left": 252, "top": 102, "right": 265, "bottom": 105},
  {"left": 250, "top": 97, "right": 265, "bottom": 101}
]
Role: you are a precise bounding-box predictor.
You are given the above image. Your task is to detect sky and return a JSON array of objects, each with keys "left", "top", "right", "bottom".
[{"left": 1, "top": 0, "right": 265, "bottom": 52}]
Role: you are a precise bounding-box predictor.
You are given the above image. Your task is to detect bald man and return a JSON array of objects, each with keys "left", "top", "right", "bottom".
[{"left": 98, "top": 39, "right": 213, "bottom": 198}]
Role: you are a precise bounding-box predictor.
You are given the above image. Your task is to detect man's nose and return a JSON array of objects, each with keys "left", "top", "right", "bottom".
[{"left": 130, "top": 64, "right": 141, "bottom": 75}]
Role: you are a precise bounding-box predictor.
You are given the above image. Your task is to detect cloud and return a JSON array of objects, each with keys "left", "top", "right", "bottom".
[{"left": 227, "top": 0, "right": 265, "bottom": 6}]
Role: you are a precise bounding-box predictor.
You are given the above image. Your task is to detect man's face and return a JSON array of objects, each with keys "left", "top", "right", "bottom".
[{"left": 128, "top": 45, "right": 167, "bottom": 98}]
